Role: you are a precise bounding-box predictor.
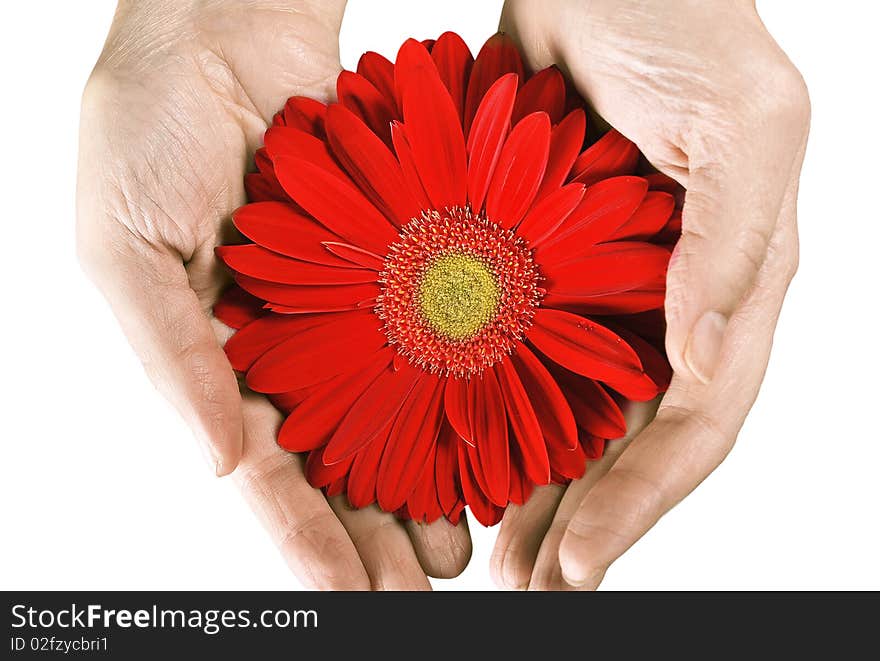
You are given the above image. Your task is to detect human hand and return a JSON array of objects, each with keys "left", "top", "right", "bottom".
[
  {"left": 491, "top": 0, "right": 809, "bottom": 589},
  {"left": 77, "top": 0, "right": 470, "bottom": 589}
]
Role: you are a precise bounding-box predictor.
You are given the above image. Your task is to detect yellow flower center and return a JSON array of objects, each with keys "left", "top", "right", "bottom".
[{"left": 419, "top": 253, "right": 500, "bottom": 339}]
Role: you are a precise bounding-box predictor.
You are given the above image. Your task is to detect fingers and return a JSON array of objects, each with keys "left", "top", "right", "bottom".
[
  {"left": 491, "top": 486, "right": 564, "bottom": 590},
  {"left": 528, "top": 440, "right": 631, "bottom": 590},
  {"left": 558, "top": 210, "right": 801, "bottom": 588},
  {"left": 329, "top": 500, "right": 432, "bottom": 591},
  {"left": 235, "top": 393, "right": 371, "bottom": 590},
  {"left": 525, "top": 400, "right": 658, "bottom": 590},
  {"left": 405, "top": 516, "right": 472, "bottom": 579},
  {"left": 491, "top": 401, "right": 656, "bottom": 590},
  {"left": 78, "top": 228, "right": 243, "bottom": 475}
]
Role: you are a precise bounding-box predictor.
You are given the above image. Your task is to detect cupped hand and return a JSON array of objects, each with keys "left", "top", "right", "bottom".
[
  {"left": 492, "top": 0, "right": 809, "bottom": 589},
  {"left": 77, "top": 0, "right": 470, "bottom": 590}
]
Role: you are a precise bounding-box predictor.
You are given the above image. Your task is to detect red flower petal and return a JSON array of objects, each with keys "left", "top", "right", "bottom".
[
  {"left": 224, "top": 313, "right": 327, "bottom": 372},
  {"left": 323, "top": 362, "right": 421, "bottom": 464},
  {"left": 516, "top": 183, "right": 585, "bottom": 245},
  {"left": 347, "top": 420, "right": 393, "bottom": 508},
  {"left": 528, "top": 309, "right": 645, "bottom": 385},
  {"left": 434, "top": 422, "right": 462, "bottom": 515},
  {"left": 570, "top": 129, "right": 640, "bottom": 188},
  {"left": 581, "top": 431, "right": 606, "bottom": 461},
  {"left": 273, "top": 156, "right": 398, "bottom": 255},
  {"left": 325, "top": 476, "right": 348, "bottom": 498},
  {"left": 510, "top": 343, "right": 579, "bottom": 451},
  {"left": 306, "top": 445, "right": 354, "bottom": 488},
  {"left": 447, "top": 500, "right": 466, "bottom": 526},
  {"left": 444, "top": 377, "right": 473, "bottom": 445},
  {"left": 356, "top": 52, "right": 397, "bottom": 114},
  {"left": 245, "top": 172, "right": 289, "bottom": 204},
  {"left": 431, "top": 31, "right": 474, "bottom": 123},
  {"left": 466, "top": 73, "right": 518, "bottom": 213},
  {"left": 233, "top": 202, "right": 350, "bottom": 268},
  {"left": 537, "top": 109, "right": 586, "bottom": 199},
  {"left": 508, "top": 460, "right": 534, "bottom": 506},
  {"left": 534, "top": 176, "right": 648, "bottom": 259},
  {"left": 512, "top": 66, "right": 566, "bottom": 125},
  {"left": 485, "top": 112, "right": 551, "bottom": 228},
  {"left": 464, "top": 33, "right": 524, "bottom": 136},
  {"left": 270, "top": 383, "right": 323, "bottom": 415},
  {"left": 377, "top": 374, "right": 445, "bottom": 511},
  {"left": 254, "top": 147, "right": 273, "bottom": 172},
  {"left": 277, "top": 348, "right": 394, "bottom": 451},
  {"left": 321, "top": 242, "right": 385, "bottom": 271},
  {"left": 657, "top": 208, "right": 682, "bottom": 243},
  {"left": 263, "top": 126, "right": 347, "bottom": 181},
  {"left": 236, "top": 275, "right": 379, "bottom": 312},
  {"left": 396, "top": 39, "right": 468, "bottom": 210},
  {"left": 217, "top": 244, "right": 376, "bottom": 285},
  {"left": 458, "top": 442, "right": 504, "bottom": 526},
  {"left": 547, "top": 440, "right": 587, "bottom": 481},
  {"left": 546, "top": 289, "right": 667, "bottom": 316},
  {"left": 468, "top": 369, "right": 509, "bottom": 506},
  {"left": 337, "top": 70, "right": 396, "bottom": 146},
  {"left": 542, "top": 241, "right": 671, "bottom": 299},
  {"left": 608, "top": 326, "right": 672, "bottom": 399},
  {"left": 607, "top": 191, "right": 675, "bottom": 242},
  {"left": 325, "top": 104, "right": 421, "bottom": 227},
  {"left": 280, "top": 97, "right": 327, "bottom": 138},
  {"left": 549, "top": 364, "right": 627, "bottom": 439},
  {"left": 214, "top": 286, "right": 264, "bottom": 329},
  {"left": 390, "top": 122, "right": 432, "bottom": 210},
  {"left": 246, "top": 310, "right": 386, "bottom": 393},
  {"left": 495, "top": 360, "right": 551, "bottom": 485},
  {"left": 645, "top": 171, "right": 685, "bottom": 208}
]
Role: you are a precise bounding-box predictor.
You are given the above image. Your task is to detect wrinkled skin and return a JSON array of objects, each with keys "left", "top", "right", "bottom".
[
  {"left": 491, "top": 0, "right": 809, "bottom": 589},
  {"left": 77, "top": 0, "right": 471, "bottom": 590}
]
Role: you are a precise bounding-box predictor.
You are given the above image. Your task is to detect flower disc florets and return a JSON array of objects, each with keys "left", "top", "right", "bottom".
[{"left": 376, "top": 207, "right": 543, "bottom": 377}]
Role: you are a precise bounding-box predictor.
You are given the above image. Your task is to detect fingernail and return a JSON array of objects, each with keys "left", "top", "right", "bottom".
[
  {"left": 561, "top": 570, "right": 588, "bottom": 588},
  {"left": 195, "top": 430, "right": 226, "bottom": 477},
  {"left": 684, "top": 311, "right": 728, "bottom": 383}
]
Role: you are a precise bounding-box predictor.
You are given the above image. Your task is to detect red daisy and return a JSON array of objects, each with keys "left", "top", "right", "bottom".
[{"left": 214, "top": 32, "right": 682, "bottom": 526}]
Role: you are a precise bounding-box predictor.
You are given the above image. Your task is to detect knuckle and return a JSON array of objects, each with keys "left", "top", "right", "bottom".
[
  {"left": 745, "top": 61, "right": 811, "bottom": 130},
  {"left": 735, "top": 223, "right": 772, "bottom": 275},
  {"left": 237, "top": 459, "right": 280, "bottom": 504},
  {"left": 349, "top": 518, "right": 398, "bottom": 548},
  {"left": 237, "top": 454, "right": 297, "bottom": 508},
  {"left": 661, "top": 404, "right": 734, "bottom": 454},
  {"left": 279, "top": 510, "right": 339, "bottom": 552},
  {"left": 601, "top": 468, "right": 665, "bottom": 525},
  {"left": 81, "top": 67, "right": 121, "bottom": 114},
  {"left": 766, "top": 65, "right": 811, "bottom": 125},
  {"left": 780, "top": 240, "right": 800, "bottom": 283}
]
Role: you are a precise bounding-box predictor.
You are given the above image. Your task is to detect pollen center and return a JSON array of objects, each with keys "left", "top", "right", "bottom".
[
  {"left": 419, "top": 254, "right": 499, "bottom": 339},
  {"left": 376, "top": 207, "right": 543, "bottom": 377}
]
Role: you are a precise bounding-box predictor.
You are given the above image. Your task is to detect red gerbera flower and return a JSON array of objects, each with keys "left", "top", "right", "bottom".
[{"left": 214, "top": 32, "right": 682, "bottom": 526}]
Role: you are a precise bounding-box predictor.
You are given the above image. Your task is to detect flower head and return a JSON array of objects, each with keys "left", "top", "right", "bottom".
[{"left": 215, "top": 32, "right": 682, "bottom": 526}]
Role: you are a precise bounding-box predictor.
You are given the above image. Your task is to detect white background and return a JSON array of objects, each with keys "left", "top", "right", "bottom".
[{"left": 1, "top": 1, "right": 877, "bottom": 590}]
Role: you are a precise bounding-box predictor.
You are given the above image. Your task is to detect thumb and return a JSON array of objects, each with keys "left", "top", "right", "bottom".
[
  {"left": 78, "top": 227, "right": 244, "bottom": 476},
  {"left": 664, "top": 107, "right": 809, "bottom": 383}
]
